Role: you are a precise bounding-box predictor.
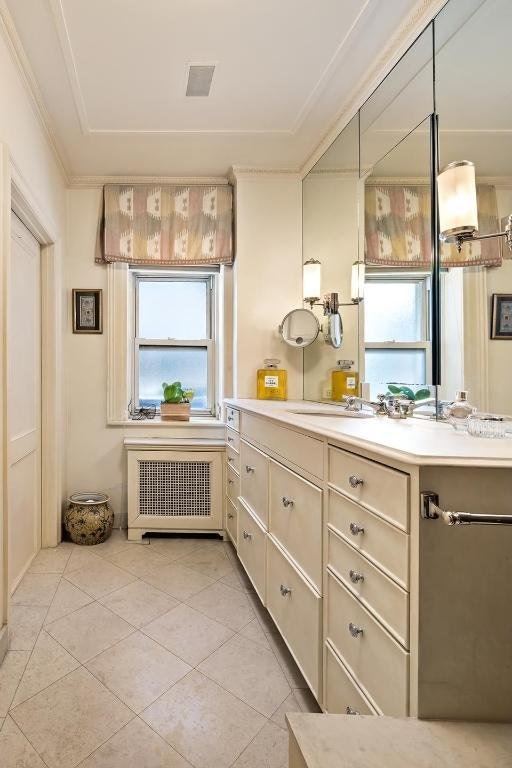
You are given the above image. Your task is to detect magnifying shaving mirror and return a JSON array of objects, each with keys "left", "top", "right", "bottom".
[
  {"left": 279, "top": 308, "right": 320, "bottom": 347},
  {"left": 323, "top": 312, "right": 343, "bottom": 349}
]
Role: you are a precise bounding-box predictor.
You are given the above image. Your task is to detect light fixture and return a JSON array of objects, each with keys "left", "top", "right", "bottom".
[
  {"left": 303, "top": 258, "right": 321, "bottom": 307},
  {"left": 351, "top": 260, "right": 365, "bottom": 303},
  {"left": 438, "top": 160, "right": 512, "bottom": 252}
]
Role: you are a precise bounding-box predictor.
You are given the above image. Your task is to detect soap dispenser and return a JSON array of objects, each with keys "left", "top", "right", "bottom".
[
  {"left": 331, "top": 360, "right": 359, "bottom": 401},
  {"left": 257, "top": 359, "right": 288, "bottom": 401}
]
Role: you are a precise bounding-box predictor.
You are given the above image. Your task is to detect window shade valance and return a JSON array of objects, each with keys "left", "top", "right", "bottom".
[
  {"left": 364, "top": 183, "right": 501, "bottom": 268},
  {"left": 96, "top": 184, "right": 233, "bottom": 266}
]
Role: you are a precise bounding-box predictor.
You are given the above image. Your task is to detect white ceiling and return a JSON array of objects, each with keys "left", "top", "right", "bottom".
[{"left": 4, "top": 0, "right": 425, "bottom": 179}]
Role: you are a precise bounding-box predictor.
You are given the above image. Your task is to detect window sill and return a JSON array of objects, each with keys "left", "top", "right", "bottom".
[{"left": 107, "top": 416, "right": 225, "bottom": 427}]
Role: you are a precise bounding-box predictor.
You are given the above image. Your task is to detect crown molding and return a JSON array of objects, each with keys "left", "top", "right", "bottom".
[
  {"left": 0, "top": 1, "right": 70, "bottom": 184},
  {"left": 68, "top": 174, "right": 231, "bottom": 189},
  {"left": 229, "top": 166, "right": 301, "bottom": 183},
  {"left": 300, "top": 0, "right": 448, "bottom": 178}
]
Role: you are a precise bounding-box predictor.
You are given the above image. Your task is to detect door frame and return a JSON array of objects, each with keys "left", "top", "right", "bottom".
[{"left": 0, "top": 144, "right": 63, "bottom": 659}]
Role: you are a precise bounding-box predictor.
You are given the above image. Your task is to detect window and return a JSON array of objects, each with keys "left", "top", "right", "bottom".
[
  {"left": 133, "top": 271, "right": 216, "bottom": 415},
  {"left": 364, "top": 272, "right": 431, "bottom": 389}
]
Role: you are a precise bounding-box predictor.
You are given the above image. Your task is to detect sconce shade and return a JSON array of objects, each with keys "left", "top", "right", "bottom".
[
  {"left": 351, "top": 260, "right": 365, "bottom": 302},
  {"left": 438, "top": 160, "right": 478, "bottom": 240},
  {"left": 303, "top": 258, "right": 321, "bottom": 303}
]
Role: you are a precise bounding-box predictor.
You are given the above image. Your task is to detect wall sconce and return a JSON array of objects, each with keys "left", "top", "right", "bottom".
[
  {"left": 438, "top": 160, "right": 512, "bottom": 252},
  {"left": 351, "top": 260, "right": 365, "bottom": 303},
  {"left": 303, "top": 258, "right": 322, "bottom": 307},
  {"left": 303, "top": 257, "right": 363, "bottom": 312}
]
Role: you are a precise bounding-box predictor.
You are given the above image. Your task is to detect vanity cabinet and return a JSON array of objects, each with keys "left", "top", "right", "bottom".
[{"left": 224, "top": 420, "right": 240, "bottom": 548}]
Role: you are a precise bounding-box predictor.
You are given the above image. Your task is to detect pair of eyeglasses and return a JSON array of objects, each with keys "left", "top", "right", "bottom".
[{"left": 128, "top": 401, "right": 156, "bottom": 420}]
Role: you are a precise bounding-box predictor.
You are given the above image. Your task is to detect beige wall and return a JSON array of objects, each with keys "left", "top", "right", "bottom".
[{"left": 233, "top": 173, "right": 303, "bottom": 399}]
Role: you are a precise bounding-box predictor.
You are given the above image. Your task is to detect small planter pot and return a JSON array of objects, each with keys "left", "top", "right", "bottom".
[
  {"left": 160, "top": 402, "right": 191, "bottom": 421},
  {"left": 64, "top": 492, "right": 113, "bottom": 545}
]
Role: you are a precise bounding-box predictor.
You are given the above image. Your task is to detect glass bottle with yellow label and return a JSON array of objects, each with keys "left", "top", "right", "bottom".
[
  {"left": 257, "top": 359, "right": 288, "bottom": 401},
  {"left": 331, "top": 359, "right": 359, "bottom": 401}
]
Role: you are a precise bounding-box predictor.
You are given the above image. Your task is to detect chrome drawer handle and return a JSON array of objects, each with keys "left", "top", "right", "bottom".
[
  {"left": 242, "top": 530, "right": 252, "bottom": 540},
  {"left": 245, "top": 465, "right": 255, "bottom": 474},
  {"left": 280, "top": 584, "right": 292, "bottom": 597},
  {"left": 346, "top": 706, "right": 360, "bottom": 715},
  {"left": 227, "top": 457, "right": 235, "bottom": 463},
  {"left": 349, "top": 475, "right": 364, "bottom": 488},
  {"left": 349, "top": 522, "right": 364, "bottom": 536},
  {"left": 227, "top": 479, "right": 234, "bottom": 485},
  {"left": 227, "top": 416, "right": 234, "bottom": 423},
  {"left": 349, "top": 569, "right": 364, "bottom": 584},
  {"left": 282, "top": 496, "right": 294, "bottom": 508},
  {"left": 227, "top": 512, "right": 234, "bottom": 520},
  {"left": 348, "top": 622, "right": 364, "bottom": 638},
  {"left": 227, "top": 436, "right": 234, "bottom": 443}
]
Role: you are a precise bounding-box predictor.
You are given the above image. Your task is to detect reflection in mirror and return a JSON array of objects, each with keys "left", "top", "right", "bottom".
[
  {"left": 279, "top": 308, "right": 320, "bottom": 348},
  {"left": 436, "top": 0, "right": 512, "bottom": 416},
  {"left": 303, "top": 114, "right": 360, "bottom": 401}
]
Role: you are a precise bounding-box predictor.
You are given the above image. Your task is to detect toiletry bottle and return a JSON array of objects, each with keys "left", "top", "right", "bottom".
[
  {"left": 332, "top": 360, "right": 359, "bottom": 401},
  {"left": 257, "top": 359, "right": 288, "bottom": 401},
  {"left": 445, "top": 390, "right": 476, "bottom": 431}
]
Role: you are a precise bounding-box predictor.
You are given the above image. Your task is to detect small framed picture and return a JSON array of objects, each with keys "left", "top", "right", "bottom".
[
  {"left": 491, "top": 293, "right": 512, "bottom": 339},
  {"left": 72, "top": 289, "right": 103, "bottom": 334}
]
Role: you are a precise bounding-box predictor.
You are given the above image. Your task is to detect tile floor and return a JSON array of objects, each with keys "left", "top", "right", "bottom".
[{"left": 1, "top": 530, "right": 320, "bottom": 768}]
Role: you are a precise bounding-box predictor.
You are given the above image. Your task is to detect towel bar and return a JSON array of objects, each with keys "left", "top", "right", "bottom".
[{"left": 421, "top": 492, "right": 512, "bottom": 526}]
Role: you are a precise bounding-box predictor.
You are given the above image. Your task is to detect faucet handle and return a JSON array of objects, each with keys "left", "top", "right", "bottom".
[{"left": 342, "top": 395, "right": 359, "bottom": 412}]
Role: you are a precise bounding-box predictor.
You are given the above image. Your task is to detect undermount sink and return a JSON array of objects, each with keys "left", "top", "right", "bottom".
[{"left": 289, "top": 408, "right": 374, "bottom": 419}]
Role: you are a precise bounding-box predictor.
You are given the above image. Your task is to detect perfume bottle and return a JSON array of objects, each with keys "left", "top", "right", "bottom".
[
  {"left": 331, "top": 360, "right": 359, "bottom": 402},
  {"left": 445, "top": 390, "right": 476, "bottom": 431},
  {"left": 257, "top": 359, "right": 288, "bottom": 401}
]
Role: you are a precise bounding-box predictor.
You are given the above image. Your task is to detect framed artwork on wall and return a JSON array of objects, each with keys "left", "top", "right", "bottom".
[
  {"left": 72, "top": 289, "right": 103, "bottom": 334},
  {"left": 491, "top": 294, "right": 512, "bottom": 339}
]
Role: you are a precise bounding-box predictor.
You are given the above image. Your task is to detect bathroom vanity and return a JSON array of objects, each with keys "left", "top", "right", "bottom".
[{"left": 224, "top": 399, "right": 512, "bottom": 722}]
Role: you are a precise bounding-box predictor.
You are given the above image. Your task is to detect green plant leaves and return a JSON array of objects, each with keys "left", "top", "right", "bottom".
[{"left": 386, "top": 384, "right": 430, "bottom": 401}]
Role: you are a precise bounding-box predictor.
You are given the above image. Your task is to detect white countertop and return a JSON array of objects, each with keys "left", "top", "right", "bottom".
[
  {"left": 225, "top": 399, "right": 512, "bottom": 467},
  {"left": 287, "top": 714, "right": 512, "bottom": 768}
]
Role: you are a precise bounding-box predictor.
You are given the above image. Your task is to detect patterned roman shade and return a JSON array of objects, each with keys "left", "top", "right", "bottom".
[
  {"left": 97, "top": 184, "right": 233, "bottom": 266},
  {"left": 365, "top": 183, "right": 501, "bottom": 268}
]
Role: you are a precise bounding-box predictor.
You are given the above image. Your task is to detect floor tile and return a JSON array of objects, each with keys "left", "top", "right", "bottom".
[
  {"left": 239, "top": 618, "right": 271, "bottom": 649},
  {"left": 86, "top": 632, "right": 190, "bottom": 713},
  {"left": 46, "top": 602, "right": 134, "bottom": 663},
  {"left": 8, "top": 605, "right": 46, "bottom": 650},
  {"left": 270, "top": 691, "right": 304, "bottom": 729},
  {"left": 220, "top": 565, "right": 255, "bottom": 592},
  {"left": 294, "top": 686, "right": 322, "bottom": 713},
  {"left": 29, "top": 547, "right": 71, "bottom": 573},
  {"left": 11, "top": 573, "right": 61, "bottom": 607},
  {"left": 12, "top": 631, "right": 79, "bottom": 707},
  {"left": 64, "top": 548, "right": 105, "bottom": 574},
  {"left": 141, "top": 562, "right": 216, "bottom": 601},
  {"left": 143, "top": 603, "right": 233, "bottom": 666},
  {"left": 0, "top": 715, "right": 46, "bottom": 768},
  {"left": 100, "top": 579, "right": 178, "bottom": 628},
  {"left": 148, "top": 536, "right": 205, "bottom": 560},
  {"left": 106, "top": 546, "right": 170, "bottom": 577},
  {"left": 78, "top": 717, "right": 192, "bottom": 768},
  {"left": 267, "top": 634, "right": 309, "bottom": 689},
  {"left": 44, "top": 579, "right": 93, "bottom": 625},
  {"left": 175, "top": 545, "right": 233, "bottom": 580},
  {"left": 0, "top": 651, "right": 30, "bottom": 716},
  {"left": 198, "top": 634, "right": 290, "bottom": 717},
  {"left": 65, "top": 556, "right": 137, "bottom": 599},
  {"left": 10, "top": 667, "right": 133, "bottom": 768},
  {"left": 141, "top": 670, "right": 265, "bottom": 768},
  {"left": 90, "top": 528, "right": 150, "bottom": 558},
  {"left": 233, "top": 721, "right": 288, "bottom": 767},
  {"left": 187, "top": 581, "right": 255, "bottom": 631}
]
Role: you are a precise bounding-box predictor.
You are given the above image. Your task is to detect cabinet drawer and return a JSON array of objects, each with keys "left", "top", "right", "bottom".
[
  {"left": 267, "top": 535, "right": 321, "bottom": 698},
  {"left": 226, "top": 407, "right": 240, "bottom": 432},
  {"left": 326, "top": 570, "right": 409, "bottom": 717},
  {"left": 269, "top": 460, "right": 322, "bottom": 591},
  {"left": 240, "top": 440, "right": 269, "bottom": 528},
  {"left": 226, "top": 445, "right": 240, "bottom": 474},
  {"left": 325, "top": 642, "right": 378, "bottom": 715},
  {"left": 226, "top": 428, "right": 240, "bottom": 454},
  {"left": 242, "top": 413, "right": 323, "bottom": 480},
  {"left": 328, "top": 528, "right": 409, "bottom": 647},
  {"left": 225, "top": 497, "right": 237, "bottom": 546},
  {"left": 328, "top": 446, "right": 409, "bottom": 531},
  {"left": 226, "top": 464, "right": 240, "bottom": 506},
  {"left": 328, "top": 488, "right": 408, "bottom": 589},
  {"left": 237, "top": 500, "right": 266, "bottom": 603}
]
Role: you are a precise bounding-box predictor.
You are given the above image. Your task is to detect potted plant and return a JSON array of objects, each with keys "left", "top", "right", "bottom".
[{"left": 160, "top": 381, "right": 194, "bottom": 421}]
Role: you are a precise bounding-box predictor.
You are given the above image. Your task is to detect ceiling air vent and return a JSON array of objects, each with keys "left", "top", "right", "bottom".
[{"left": 186, "top": 64, "right": 215, "bottom": 97}]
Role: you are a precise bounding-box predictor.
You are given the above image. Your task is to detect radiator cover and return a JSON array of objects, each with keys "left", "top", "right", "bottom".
[{"left": 138, "top": 459, "right": 211, "bottom": 517}]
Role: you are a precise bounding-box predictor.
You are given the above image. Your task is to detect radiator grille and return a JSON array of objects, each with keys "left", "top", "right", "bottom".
[{"left": 138, "top": 460, "right": 211, "bottom": 517}]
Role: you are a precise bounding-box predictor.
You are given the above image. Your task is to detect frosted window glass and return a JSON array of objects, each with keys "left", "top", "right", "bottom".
[
  {"left": 138, "top": 281, "right": 208, "bottom": 339},
  {"left": 139, "top": 346, "right": 208, "bottom": 410},
  {"left": 364, "top": 282, "right": 423, "bottom": 342},
  {"left": 365, "top": 349, "right": 426, "bottom": 386}
]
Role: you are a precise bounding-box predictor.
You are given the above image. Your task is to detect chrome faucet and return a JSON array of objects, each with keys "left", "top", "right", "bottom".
[
  {"left": 343, "top": 394, "right": 437, "bottom": 419},
  {"left": 343, "top": 394, "right": 389, "bottom": 416}
]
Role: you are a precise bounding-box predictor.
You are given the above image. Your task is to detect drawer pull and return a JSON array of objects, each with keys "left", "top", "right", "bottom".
[
  {"left": 346, "top": 706, "right": 360, "bottom": 715},
  {"left": 227, "top": 457, "right": 235, "bottom": 463},
  {"left": 349, "top": 569, "right": 365, "bottom": 584},
  {"left": 227, "top": 436, "right": 234, "bottom": 443},
  {"left": 227, "top": 512, "right": 234, "bottom": 520},
  {"left": 349, "top": 475, "right": 364, "bottom": 488},
  {"left": 282, "top": 496, "right": 294, "bottom": 508},
  {"left": 227, "top": 415, "right": 234, "bottom": 423},
  {"left": 280, "top": 584, "right": 292, "bottom": 597},
  {"left": 242, "top": 530, "right": 252, "bottom": 540},
  {"left": 245, "top": 465, "right": 255, "bottom": 474},
  {"left": 348, "top": 622, "right": 364, "bottom": 638},
  {"left": 227, "top": 479, "right": 234, "bottom": 486},
  {"left": 349, "top": 522, "right": 365, "bottom": 536}
]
